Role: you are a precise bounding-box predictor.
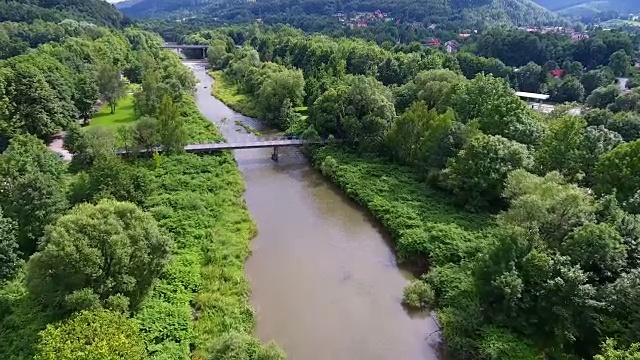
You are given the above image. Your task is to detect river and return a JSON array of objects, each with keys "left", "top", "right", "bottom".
[{"left": 186, "top": 60, "right": 442, "bottom": 360}]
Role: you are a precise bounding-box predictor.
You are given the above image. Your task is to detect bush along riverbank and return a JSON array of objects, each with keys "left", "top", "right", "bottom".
[
  {"left": 208, "top": 71, "right": 261, "bottom": 118},
  {"left": 308, "top": 146, "right": 500, "bottom": 352}
]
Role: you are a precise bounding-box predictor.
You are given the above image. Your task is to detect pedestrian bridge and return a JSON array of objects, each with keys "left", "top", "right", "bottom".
[{"left": 118, "top": 136, "right": 336, "bottom": 161}]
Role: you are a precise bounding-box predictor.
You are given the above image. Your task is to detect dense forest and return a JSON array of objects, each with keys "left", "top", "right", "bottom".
[
  {"left": 0, "top": 0, "right": 126, "bottom": 27},
  {"left": 118, "top": 0, "right": 563, "bottom": 29},
  {"left": 187, "top": 24, "right": 640, "bottom": 359}
]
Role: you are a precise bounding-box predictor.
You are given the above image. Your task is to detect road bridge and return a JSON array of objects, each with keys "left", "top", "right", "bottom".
[
  {"left": 161, "top": 44, "right": 210, "bottom": 58},
  {"left": 118, "top": 136, "right": 336, "bottom": 161}
]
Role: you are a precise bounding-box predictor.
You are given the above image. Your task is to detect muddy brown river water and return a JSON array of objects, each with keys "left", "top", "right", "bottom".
[{"left": 187, "top": 60, "right": 442, "bottom": 360}]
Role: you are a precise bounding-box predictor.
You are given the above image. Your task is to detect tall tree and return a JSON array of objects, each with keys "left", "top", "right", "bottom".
[
  {"left": 26, "top": 200, "right": 172, "bottom": 311},
  {"left": 73, "top": 72, "right": 99, "bottom": 124},
  {"left": 596, "top": 139, "right": 640, "bottom": 205},
  {"left": 156, "top": 95, "right": 185, "bottom": 153},
  {"left": 609, "top": 50, "right": 632, "bottom": 77},
  {"left": 443, "top": 134, "right": 533, "bottom": 209},
  {"left": 0, "top": 208, "right": 20, "bottom": 284},
  {"left": 0, "top": 135, "right": 67, "bottom": 254},
  {"left": 535, "top": 115, "right": 587, "bottom": 182},
  {"left": 97, "top": 63, "right": 125, "bottom": 114}
]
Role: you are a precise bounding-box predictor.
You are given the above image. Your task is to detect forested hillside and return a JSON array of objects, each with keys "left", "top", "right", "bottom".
[
  {"left": 0, "top": 0, "right": 125, "bottom": 27},
  {"left": 533, "top": 0, "right": 640, "bottom": 14},
  {"left": 119, "top": 0, "right": 561, "bottom": 28}
]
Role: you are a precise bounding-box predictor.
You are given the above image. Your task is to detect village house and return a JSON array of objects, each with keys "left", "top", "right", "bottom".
[
  {"left": 427, "top": 37, "right": 441, "bottom": 47},
  {"left": 444, "top": 40, "right": 459, "bottom": 53}
]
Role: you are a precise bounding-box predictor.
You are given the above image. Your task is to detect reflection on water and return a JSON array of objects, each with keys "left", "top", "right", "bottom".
[{"left": 186, "top": 61, "right": 442, "bottom": 360}]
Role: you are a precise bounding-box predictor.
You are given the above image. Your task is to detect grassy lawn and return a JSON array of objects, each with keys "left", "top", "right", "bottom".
[{"left": 90, "top": 94, "right": 136, "bottom": 127}]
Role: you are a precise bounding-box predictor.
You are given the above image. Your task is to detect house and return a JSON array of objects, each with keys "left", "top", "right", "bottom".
[
  {"left": 357, "top": 22, "right": 368, "bottom": 28},
  {"left": 571, "top": 32, "right": 589, "bottom": 41},
  {"left": 444, "top": 40, "right": 459, "bottom": 53},
  {"left": 427, "top": 37, "right": 441, "bottom": 47},
  {"left": 551, "top": 69, "right": 564, "bottom": 78},
  {"left": 458, "top": 33, "right": 471, "bottom": 39}
]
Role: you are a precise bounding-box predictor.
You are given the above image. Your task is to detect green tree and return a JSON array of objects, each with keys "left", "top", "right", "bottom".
[
  {"left": 515, "top": 62, "right": 545, "bottom": 93},
  {"left": 587, "top": 85, "right": 621, "bottom": 109},
  {"left": 311, "top": 75, "right": 395, "bottom": 152},
  {"left": 501, "top": 170, "right": 596, "bottom": 243},
  {"left": 584, "top": 108, "right": 614, "bottom": 127},
  {"left": 581, "top": 68, "right": 615, "bottom": 96},
  {"left": 256, "top": 68, "right": 305, "bottom": 127},
  {"left": 385, "top": 101, "right": 455, "bottom": 169},
  {"left": 596, "top": 139, "right": 640, "bottom": 204},
  {"left": 97, "top": 63, "right": 125, "bottom": 114},
  {"left": 475, "top": 224, "right": 599, "bottom": 354},
  {"left": 34, "top": 309, "right": 146, "bottom": 360},
  {"left": 75, "top": 153, "right": 154, "bottom": 206},
  {"left": 65, "top": 125, "right": 116, "bottom": 171},
  {"left": 26, "top": 200, "right": 172, "bottom": 310},
  {"left": 561, "top": 223, "right": 626, "bottom": 283},
  {"left": 207, "top": 39, "right": 231, "bottom": 70},
  {"left": 535, "top": 115, "right": 587, "bottom": 182},
  {"left": 3, "top": 62, "right": 70, "bottom": 140},
  {"left": 0, "top": 208, "right": 20, "bottom": 283},
  {"left": 452, "top": 73, "right": 513, "bottom": 122},
  {"left": 443, "top": 134, "right": 533, "bottom": 209},
  {"left": 132, "top": 116, "right": 160, "bottom": 152},
  {"left": 609, "top": 91, "right": 640, "bottom": 113},
  {"left": 157, "top": 95, "right": 186, "bottom": 153},
  {"left": 601, "top": 271, "right": 640, "bottom": 348},
  {"left": 0, "top": 135, "right": 67, "bottom": 254},
  {"left": 609, "top": 50, "right": 632, "bottom": 77},
  {"left": 581, "top": 126, "right": 624, "bottom": 186},
  {"left": 73, "top": 72, "right": 99, "bottom": 124},
  {"left": 397, "top": 69, "right": 466, "bottom": 113},
  {"left": 594, "top": 340, "right": 640, "bottom": 360},
  {"left": 550, "top": 77, "right": 585, "bottom": 103},
  {"left": 607, "top": 112, "right": 640, "bottom": 142}
]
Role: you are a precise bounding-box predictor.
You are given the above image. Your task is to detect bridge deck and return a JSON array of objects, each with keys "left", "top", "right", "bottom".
[
  {"left": 185, "top": 139, "right": 316, "bottom": 152},
  {"left": 117, "top": 138, "right": 333, "bottom": 155},
  {"left": 161, "top": 44, "right": 209, "bottom": 49}
]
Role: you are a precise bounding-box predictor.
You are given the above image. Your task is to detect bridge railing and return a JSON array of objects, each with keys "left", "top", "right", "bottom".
[{"left": 247, "top": 135, "right": 337, "bottom": 142}]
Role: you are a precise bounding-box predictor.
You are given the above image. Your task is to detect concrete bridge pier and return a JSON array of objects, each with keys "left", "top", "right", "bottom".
[{"left": 271, "top": 146, "right": 279, "bottom": 161}]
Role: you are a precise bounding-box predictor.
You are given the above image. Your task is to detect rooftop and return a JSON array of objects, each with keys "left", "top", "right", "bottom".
[{"left": 515, "top": 91, "right": 550, "bottom": 101}]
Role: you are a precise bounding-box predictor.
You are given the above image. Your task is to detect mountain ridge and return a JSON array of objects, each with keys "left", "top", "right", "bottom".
[{"left": 532, "top": 0, "right": 640, "bottom": 13}]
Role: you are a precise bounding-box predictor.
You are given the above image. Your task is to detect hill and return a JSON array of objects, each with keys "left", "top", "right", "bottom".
[
  {"left": 118, "top": 0, "right": 562, "bottom": 27},
  {"left": 533, "top": 0, "right": 640, "bottom": 14},
  {"left": 0, "top": 0, "right": 125, "bottom": 27}
]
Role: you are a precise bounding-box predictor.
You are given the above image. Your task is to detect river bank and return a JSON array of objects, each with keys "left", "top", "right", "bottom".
[
  {"left": 131, "top": 66, "right": 279, "bottom": 359},
  {"left": 193, "top": 63, "right": 444, "bottom": 359}
]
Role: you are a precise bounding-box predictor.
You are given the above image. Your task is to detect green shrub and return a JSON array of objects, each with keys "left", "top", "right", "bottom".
[
  {"left": 479, "top": 326, "right": 540, "bottom": 360},
  {"left": 209, "top": 332, "right": 285, "bottom": 360},
  {"left": 402, "top": 280, "right": 435, "bottom": 310},
  {"left": 320, "top": 156, "right": 338, "bottom": 178},
  {"left": 34, "top": 309, "right": 146, "bottom": 360}
]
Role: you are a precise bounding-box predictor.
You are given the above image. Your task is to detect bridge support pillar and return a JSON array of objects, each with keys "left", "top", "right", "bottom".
[{"left": 271, "top": 146, "right": 279, "bottom": 162}]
